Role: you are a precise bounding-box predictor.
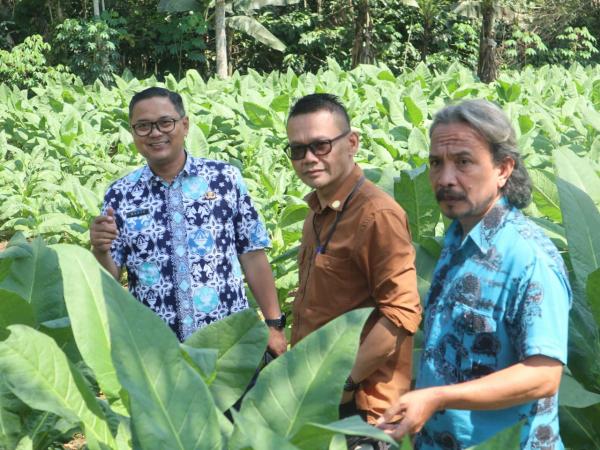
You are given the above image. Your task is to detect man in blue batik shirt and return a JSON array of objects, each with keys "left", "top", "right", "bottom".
[
  {"left": 90, "top": 87, "right": 287, "bottom": 354},
  {"left": 378, "top": 99, "right": 571, "bottom": 449}
]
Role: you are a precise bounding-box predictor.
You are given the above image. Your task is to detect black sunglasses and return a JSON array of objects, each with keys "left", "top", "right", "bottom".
[{"left": 284, "top": 130, "right": 351, "bottom": 160}]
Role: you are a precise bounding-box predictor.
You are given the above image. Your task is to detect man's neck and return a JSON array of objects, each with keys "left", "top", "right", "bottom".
[
  {"left": 150, "top": 151, "right": 186, "bottom": 183},
  {"left": 315, "top": 166, "right": 356, "bottom": 209}
]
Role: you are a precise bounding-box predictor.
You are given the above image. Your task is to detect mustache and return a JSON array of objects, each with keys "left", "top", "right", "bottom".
[{"left": 435, "top": 188, "right": 467, "bottom": 202}]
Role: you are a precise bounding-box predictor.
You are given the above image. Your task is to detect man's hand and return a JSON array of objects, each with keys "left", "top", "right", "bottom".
[
  {"left": 267, "top": 327, "right": 287, "bottom": 357},
  {"left": 376, "top": 388, "right": 443, "bottom": 441},
  {"left": 90, "top": 207, "right": 118, "bottom": 254}
]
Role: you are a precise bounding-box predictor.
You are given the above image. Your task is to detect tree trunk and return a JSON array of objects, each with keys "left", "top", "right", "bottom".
[
  {"left": 92, "top": 0, "right": 100, "bottom": 17},
  {"left": 351, "top": 0, "right": 374, "bottom": 67},
  {"left": 478, "top": 1, "right": 497, "bottom": 83},
  {"left": 215, "top": 0, "right": 228, "bottom": 79}
]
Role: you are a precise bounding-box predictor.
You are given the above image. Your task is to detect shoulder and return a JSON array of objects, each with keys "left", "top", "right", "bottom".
[
  {"left": 105, "top": 166, "right": 146, "bottom": 196},
  {"left": 357, "top": 180, "right": 408, "bottom": 220},
  {"left": 497, "top": 209, "right": 566, "bottom": 276},
  {"left": 189, "top": 156, "right": 243, "bottom": 179}
]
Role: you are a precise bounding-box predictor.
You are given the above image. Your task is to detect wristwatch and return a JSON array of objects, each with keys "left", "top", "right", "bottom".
[
  {"left": 343, "top": 375, "right": 360, "bottom": 392},
  {"left": 265, "top": 313, "right": 286, "bottom": 330}
]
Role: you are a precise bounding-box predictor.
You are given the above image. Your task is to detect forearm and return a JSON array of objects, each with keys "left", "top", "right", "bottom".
[
  {"left": 92, "top": 248, "right": 120, "bottom": 280},
  {"left": 239, "top": 250, "right": 281, "bottom": 319},
  {"left": 435, "top": 355, "right": 563, "bottom": 411},
  {"left": 351, "top": 316, "right": 407, "bottom": 382}
]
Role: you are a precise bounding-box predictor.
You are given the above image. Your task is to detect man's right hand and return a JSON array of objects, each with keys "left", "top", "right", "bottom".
[{"left": 90, "top": 207, "right": 118, "bottom": 254}]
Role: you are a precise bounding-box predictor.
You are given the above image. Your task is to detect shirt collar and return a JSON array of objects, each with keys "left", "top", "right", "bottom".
[
  {"left": 138, "top": 150, "right": 194, "bottom": 186},
  {"left": 305, "top": 165, "right": 363, "bottom": 214},
  {"left": 449, "top": 196, "right": 512, "bottom": 253}
]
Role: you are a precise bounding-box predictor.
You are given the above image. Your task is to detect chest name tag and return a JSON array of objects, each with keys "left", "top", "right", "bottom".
[{"left": 125, "top": 208, "right": 150, "bottom": 218}]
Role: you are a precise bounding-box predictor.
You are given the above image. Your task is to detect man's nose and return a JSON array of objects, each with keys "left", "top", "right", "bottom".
[
  {"left": 436, "top": 165, "right": 457, "bottom": 187},
  {"left": 301, "top": 147, "right": 320, "bottom": 164}
]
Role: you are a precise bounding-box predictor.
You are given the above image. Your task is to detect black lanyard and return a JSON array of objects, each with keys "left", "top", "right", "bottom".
[{"left": 313, "top": 176, "right": 365, "bottom": 255}]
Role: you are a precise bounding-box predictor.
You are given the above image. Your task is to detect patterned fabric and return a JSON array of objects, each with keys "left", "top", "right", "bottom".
[
  {"left": 416, "top": 197, "right": 571, "bottom": 450},
  {"left": 103, "top": 153, "right": 270, "bottom": 340}
]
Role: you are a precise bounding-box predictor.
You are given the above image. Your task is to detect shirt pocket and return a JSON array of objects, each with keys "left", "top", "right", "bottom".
[
  {"left": 308, "top": 252, "right": 359, "bottom": 310},
  {"left": 450, "top": 302, "right": 500, "bottom": 380}
]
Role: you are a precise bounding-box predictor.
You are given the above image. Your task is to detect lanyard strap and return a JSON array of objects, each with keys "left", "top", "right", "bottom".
[{"left": 313, "top": 176, "right": 365, "bottom": 255}]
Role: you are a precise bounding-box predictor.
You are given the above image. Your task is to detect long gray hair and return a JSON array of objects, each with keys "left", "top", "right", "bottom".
[{"left": 429, "top": 99, "right": 532, "bottom": 209}]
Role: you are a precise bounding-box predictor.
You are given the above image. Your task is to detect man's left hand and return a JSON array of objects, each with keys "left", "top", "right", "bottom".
[
  {"left": 376, "top": 388, "right": 443, "bottom": 441},
  {"left": 267, "top": 327, "right": 287, "bottom": 357}
]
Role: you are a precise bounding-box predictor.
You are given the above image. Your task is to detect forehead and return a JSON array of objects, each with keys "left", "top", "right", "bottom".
[
  {"left": 430, "top": 122, "right": 491, "bottom": 157},
  {"left": 130, "top": 96, "right": 178, "bottom": 120},
  {"left": 286, "top": 110, "right": 346, "bottom": 138}
]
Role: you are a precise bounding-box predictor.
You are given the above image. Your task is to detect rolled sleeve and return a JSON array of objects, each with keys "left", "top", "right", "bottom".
[{"left": 354, "top": 208, "right": 422, "bottom": 334}]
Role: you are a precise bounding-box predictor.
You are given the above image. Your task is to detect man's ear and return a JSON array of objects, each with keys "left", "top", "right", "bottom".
[
  {"left": 348, "top": 128, "right": 360, "bottom": 157},
  {"left": 183, "top": 116, "right": 190, "bottom": 136},
  {"left": 497, "top": 156, "right": 515, "bottom": 189}
]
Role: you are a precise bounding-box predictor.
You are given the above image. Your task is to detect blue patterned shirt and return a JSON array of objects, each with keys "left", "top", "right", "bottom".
[
  {"left": 416, "top": 197, "right": 571, "bottom": 450},
  {"left": 103, "top": 153, "right": 271, "bottom": 340}
]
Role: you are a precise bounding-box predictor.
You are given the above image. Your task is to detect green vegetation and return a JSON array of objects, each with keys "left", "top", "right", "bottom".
[{"left": 0, "top": 61, "right": 599, "bottom": 447}]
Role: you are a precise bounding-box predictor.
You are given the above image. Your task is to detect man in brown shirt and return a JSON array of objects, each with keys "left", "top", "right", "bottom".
[{"left": 285, "top": 93, "right": 422, "bottom": 447}]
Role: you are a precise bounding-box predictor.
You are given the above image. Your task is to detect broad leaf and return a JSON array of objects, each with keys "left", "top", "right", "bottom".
[
  {"left": 587, "top": 269, "right": 600, "bottom": 327},
  {"left": 0, "top": 238, "right": 66, "bottom": 325},
  {"left": 184, "top": 308, "right": 268, "bottom": 412},
  {"left": 559, "top": 370, "right": 600, "bottom": 408},
  {"left": 234, "top": 309, "right": 372, "bottom": 448},
  {"left": 560, "top": 404, "right": 600, "bottom": 449},
  {"left": 0, "top": 325, "right": 115, "bottom": 449},
  {"left": 292, "top": 416, "right": 398, "bottom": 449},
  {"left": 394, "top": 165, "right": 439, "bottom": 241},
  {"left": 467, "top": 420, "right": 523, "bottom": 449},
  {"left": 530, "top": 169, "right": 562, "bottom": 223},
  {"left": 227, "top": 16, "right": 286, "bottom": 52},
  {"left": 102, "top": 272, "right": 222, "bottom": 450},
  {"left": 230, "top": 409, "right": 301, "bottom": 450},
  {"left": 53, "top": 245, "right": 121, "bottom": 401}
]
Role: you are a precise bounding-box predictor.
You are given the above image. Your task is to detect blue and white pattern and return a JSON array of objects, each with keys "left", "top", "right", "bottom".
[
  {"left": 103, "top": 153, "right": 270, "bottom": 340},
  {"left": 416, "top": 197, "right": 571, "bottom": 450}
]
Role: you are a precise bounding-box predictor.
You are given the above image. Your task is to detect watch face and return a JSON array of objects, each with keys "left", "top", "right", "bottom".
[{"left": 266, "top": 314, "right": 286, "bottom": 328}]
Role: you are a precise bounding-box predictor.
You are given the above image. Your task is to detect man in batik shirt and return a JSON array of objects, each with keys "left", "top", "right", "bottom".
[
  {"left": 378, "top": 99, "right": 571, "bottom": 449},
  {"left": 90, "top": 87, "right": 287, "bottom": 354}
]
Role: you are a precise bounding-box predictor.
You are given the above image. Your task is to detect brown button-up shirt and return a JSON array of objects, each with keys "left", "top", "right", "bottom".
[{"left": 291, "top": 165, "right": 422, "bottom": 423}]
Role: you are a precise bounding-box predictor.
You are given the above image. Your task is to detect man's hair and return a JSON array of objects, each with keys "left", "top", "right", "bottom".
[
  {"left": 287, "top": 93, "right": 351, "bottom": 129},
  {"left": 430, "top": 99, "right": 532, "bottom": 209},
  {"left": 129, "top": 87, "right": 186, "bottom": 118}
]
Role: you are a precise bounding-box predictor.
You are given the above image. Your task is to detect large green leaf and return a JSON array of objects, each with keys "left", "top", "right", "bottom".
[
  {"left": 0, "top": 378, "right": 24, "bottom": 450},
  {"left": 0, "top": 289, "right": 35, "bottom": 330},
  {"left": 184, "top": 308, "right": 268, "bottom": 412},
  {"left": 233, "top": 309, "right": 372, "bottom": 448},
  {"left": 0, "top": 325, "right": 115, "bottom": 449},
  {"left": 529, "top": 169, "right": 562, "bottom": 223},
  {"left": 53, "top": 245, "right": 120, "bottom": 401},
  {"left": 227, "top": 16, "right": 286, "bottom": 52},
  {"left": 560, "top": 404, "right": 600, "bottom": 449},
  {"left": 587, "top": 269, "right": 600, "bottom": 327},
  {"left": 101, "top": 271, "right": 221, "bottom": 450},
  {"left": 554, "top": 148, "right": 600, "bottom": 205},
  {"left": 0, "top": 238, "right": 66, "bottom": 325},
  {"left": 292, "top": 416, "right": 398, "bottom": 449},
  {"left": 554, "top": 152, "right": 600, "bottom": 284},
  {"left": 559, "top": 370, "right": 600, "bottom": 408},
  {"left": 394, "top": 165, "right": 440, "bottom": 242},
  {"left": 467, "top": 420, "right": 523, "bottom": 449},
  {"left": 230, "top": 409, "right": 301, "bottom": 450}
]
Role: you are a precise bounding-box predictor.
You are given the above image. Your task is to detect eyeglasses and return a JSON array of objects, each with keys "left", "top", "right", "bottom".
[
  {"left": 131, "top": 117, "right": 184, "bottom": 137},
  {"left": 284, "top": 130, "right": 351, "bottom": 160}
]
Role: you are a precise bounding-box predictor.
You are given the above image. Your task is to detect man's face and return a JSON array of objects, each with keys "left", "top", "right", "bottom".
[
  {"left": 286, "top": 110, "right": 358, "bottom": 199},
  {"left": 429, "top": 122, "right": 513, "bottom": 234},
  {"left": 130, "top": 96, "right": 189, "bottom": 170}
]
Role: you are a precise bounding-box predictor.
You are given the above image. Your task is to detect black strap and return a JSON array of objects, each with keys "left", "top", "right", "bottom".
[{"left": 313, "top": 176, "right": 365, "bottom": 255}]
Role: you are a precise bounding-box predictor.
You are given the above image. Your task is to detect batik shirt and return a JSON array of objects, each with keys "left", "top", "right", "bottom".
[
  {"left": 416, "top": 197, "right": 571, "bottom": 450},
  {"left": 103, "top": 154, "right": 270, "bottom": 341}
]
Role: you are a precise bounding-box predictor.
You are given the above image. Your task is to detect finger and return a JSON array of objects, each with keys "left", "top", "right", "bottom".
[
  {"left": 390, "top": 420, "right": 411, "bottom": 441},
  {"left": 106, "top": 207, "right": 115, "bottom": 217},
  {"left": 377, "top": 403, "right": 403, "bottom": 425}
]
